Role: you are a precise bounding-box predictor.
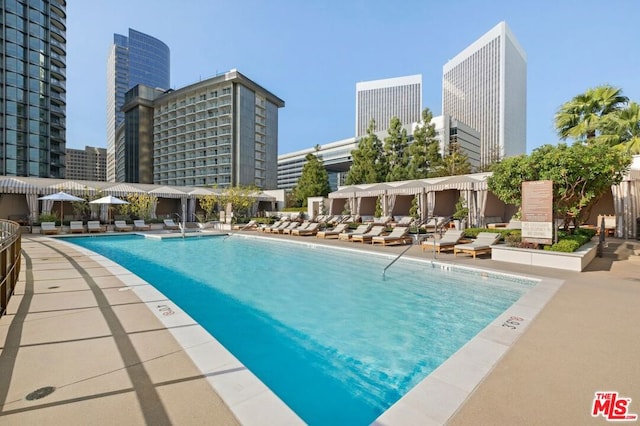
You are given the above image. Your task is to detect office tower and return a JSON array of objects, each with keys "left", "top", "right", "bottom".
[
  {"left": 106, "top": 28, "right": 169, "bottom": 181},
  {"left": 122, "top": 69, "right": 284, "bottom": 188},
  {"left": 65, "top": 146, "right": 107, "bottom": 181},
  {"left": 355, "top": 74, "right": 422, "bottom": 137},
  {"left": 0, "top": 0, "right": 66, "bottom": 177},
  {"left": 442, "top": 21, "right": 526, "bottom": 167}
]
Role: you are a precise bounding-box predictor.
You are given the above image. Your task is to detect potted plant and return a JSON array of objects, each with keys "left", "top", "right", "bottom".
[{"left": 452, "top": 197, "right": 469, "bottom": 230}]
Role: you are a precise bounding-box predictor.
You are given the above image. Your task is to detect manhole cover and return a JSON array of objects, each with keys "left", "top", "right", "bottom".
[
  {"left": 26, "top": 386, "right": 55, "bottom": 400},
  {"left": 48, "top": 286, "right": 60, "bottom": 289}
]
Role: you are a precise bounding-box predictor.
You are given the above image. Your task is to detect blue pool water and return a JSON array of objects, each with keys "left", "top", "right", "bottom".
[{"left": 66, "top": 235, "right": 535, "bottom": 425}]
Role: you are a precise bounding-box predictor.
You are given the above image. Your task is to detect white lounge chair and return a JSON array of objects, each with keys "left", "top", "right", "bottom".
[
  {"left": 351, "top": 225, "right": 386, "bottom": 243},
  {"left": 114, "top": 220, "right": 133, "bottom": 232},
  {"left": 69, "top": 221, "right": 85, "bottom": 234},
  {"left": 279, "top": 222, "right": 300, "bottom": 234},
  {"left": 422, "top": 229, "right": 464, "bottom": 253},
  {"left": 261, "top": 220, "right": 283, "bottom": 233},
  {"left": 232, "top": 220, "right": 257, "bottom": 230},
  {"left": 291, "top": 222, "right": 320, "bottom": 236},
  {"left": 87, "top": 221, "right": 105, "bottom": 233},
  {"left": 133, "top": 220, "right": 151, "bottom": 231},
  {"left": 338, "top": 224, "right": 371, "bottom": 241},
  {"left": 371, "top": 226, "right": 412, "bottom": 246},
  {"left": 163, "top": 219, "right": 180, "bottom": 230},
  {"left": 40, "top": 222, "right": 59, "bottom": 235},
  {"left": 316, "top": 223, "right": 349, "bottom": 239},
  {"left": 453, "top": 232, "right": 502, "bottom": 258}
]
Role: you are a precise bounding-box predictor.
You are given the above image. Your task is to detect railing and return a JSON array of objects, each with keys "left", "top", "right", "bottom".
[{"left": 0, "top": 220, "right": 22, "bottom": 317}]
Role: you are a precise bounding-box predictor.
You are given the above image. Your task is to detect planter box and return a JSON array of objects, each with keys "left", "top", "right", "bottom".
[{"left": 490, "top": 240, "right": 599, "bottom": 272}]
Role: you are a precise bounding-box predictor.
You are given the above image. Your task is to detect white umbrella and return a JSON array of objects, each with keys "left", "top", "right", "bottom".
[
  {"left": 90, "top": 195, "right": 129, "bottom": 225},
  {"left": 38, "top": 191, "right": 84, "bottom": 226}
]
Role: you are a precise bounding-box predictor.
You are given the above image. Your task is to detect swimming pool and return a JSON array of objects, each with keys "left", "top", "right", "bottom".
[{"left": 65, "top": 234, "right": 537, "bottom": 425}]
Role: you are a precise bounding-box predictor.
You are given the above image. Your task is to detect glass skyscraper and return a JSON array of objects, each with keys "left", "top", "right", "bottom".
[
  {"left": 0, "top": 0, "right": 67, "bottom": 177},
  {"left": 106, "top": 28, "right": 169, "bottom": 181}
]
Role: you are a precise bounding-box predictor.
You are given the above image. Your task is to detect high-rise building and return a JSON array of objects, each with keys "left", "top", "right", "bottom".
[
  {"left": 442, "top": 21, "right": 526, "bottom": 167},
  {"left": 106, "top": 28, "right": 169, "bottom": 182},
  {"left": 65, "top": 146, "right": 107, "bottom": 181},
  {"left": 0, "top": 0, "right": 67, "bottom": 177},
  {"left": 355, "top": 74, "right": 422, "bottom": 137},
  {"left": 122, "top": 69, "right": 284, "bottom": 188}
]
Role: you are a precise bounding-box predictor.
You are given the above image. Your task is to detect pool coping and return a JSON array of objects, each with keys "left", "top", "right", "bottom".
[{"left": 56, "top": 234, "right": 564, "bottom": 425}]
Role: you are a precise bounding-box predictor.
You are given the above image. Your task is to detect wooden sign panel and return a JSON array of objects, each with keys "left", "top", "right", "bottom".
[{"left": 521, "top": 180, "right": 553, "bottom": 244}]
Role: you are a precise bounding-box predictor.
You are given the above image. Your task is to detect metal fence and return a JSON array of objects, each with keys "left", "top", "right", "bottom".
[{"left": 0, "top": 220, "right": 22, "bottom": 317}]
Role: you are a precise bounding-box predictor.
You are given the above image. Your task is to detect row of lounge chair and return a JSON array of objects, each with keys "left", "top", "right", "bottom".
[
  {"left": 259, "top": 220, "right": 320, "bottom": 236},
  {"left": 40, "top": 219, "right": 153, "bottom": 234}
]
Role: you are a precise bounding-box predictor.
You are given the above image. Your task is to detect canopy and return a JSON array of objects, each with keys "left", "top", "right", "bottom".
[
  {"left": 38, "top": 191, "right": 84, "bottom": 227},
  {"left": 90, "top": 195, "right": 129, "bottom": 225}
]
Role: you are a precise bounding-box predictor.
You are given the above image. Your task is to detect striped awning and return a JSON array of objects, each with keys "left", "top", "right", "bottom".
[
  {"left": 103, "top": 183, "right": 148, "bottom": 197},
  {"left": 149, "top": 186, "right": 188, "bottom": 198},
  {"left": 0, "top": 178, "right": 38, "bottom": 194}
]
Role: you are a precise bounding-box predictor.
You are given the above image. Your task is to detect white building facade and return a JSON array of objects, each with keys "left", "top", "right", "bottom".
[
  {"left": 442, "top": 21, "right": 526, "bottom": 167},
  {"left": 355, "top": 74, "right": 422, "bottom": 137}
]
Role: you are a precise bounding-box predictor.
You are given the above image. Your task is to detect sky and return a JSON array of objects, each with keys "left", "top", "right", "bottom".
[{"left": 65, "top": 0, "right": 640, "bottom": 155}]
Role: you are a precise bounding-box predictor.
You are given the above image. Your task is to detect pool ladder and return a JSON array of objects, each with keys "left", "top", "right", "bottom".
[
  {"left": 382, "top": 244, "right": 414, "bottom": 280},
  {"left": 381, "top": 216, "right": 451, "bottom": 279}
]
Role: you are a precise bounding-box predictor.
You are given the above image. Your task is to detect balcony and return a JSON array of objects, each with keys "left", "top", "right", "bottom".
[
  {"left": 51, "top": 117, "right": 66, "bottom": 129},
  {"left": 50, "top": 12, "right": 66, "bottom": 30},
  {"left": 51, "top": 65, "right": 66, "bottom": 79},
  {"left": 51, "top": 91, "right": 66, "bottom": 105},
  {"left": 51, "top": 52, "right": 65, "bottom": 68},
  {"left": 50, "top": 38, "right": 66, "bottom": 55},
  {"left": 50, "top": 25, "right": 66, "bottom": 42},
  {"left": 51, "top": 78, "right": 66, "bottom": 91},
  {"left": 50, "top": 104, "right": 65, "bottom": 116},
  {"left": 50, "top": 2, "right": 66, "bottom": 19}
]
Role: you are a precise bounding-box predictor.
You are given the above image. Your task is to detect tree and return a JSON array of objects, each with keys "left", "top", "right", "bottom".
[
  {"left": 220, "top": 186, "right": 257, "bottom": 221},
  {"left": 488, "top": 141, "right": 631, "bottom": 231},
  {"left": 198, "top": 193, "right": 221, "bottom": 221},
  {"left": 406, "top": 108, "right": 442, "bottom": 179},
  {"left": 433, "top": 142, "right": 472, "bottom": 177},
  {"left": 384, "top": 116, "right": 410, "bottom": 181},
  {"left": 555, "top": 85, "right": 628, "bottom": 142},
  {"left": 603, "top": 101, "right": 640, "bottom": 154},
  {"left": 121, "top": 193, "right": 157, "bottom": 221},
  {"left": 292, "top": 153, "right": 331, "bottom": 207},
  {"left": 345, "top": 119, "right": 387, "bottom": 184}
]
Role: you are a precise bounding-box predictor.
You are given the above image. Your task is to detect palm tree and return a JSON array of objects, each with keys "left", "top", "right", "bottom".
[
  {"left": 555, "top": 85, "right": 629, "bottom": 141},
  {"left": 610, "top": 102, "right": 640, "bottom": 154}
]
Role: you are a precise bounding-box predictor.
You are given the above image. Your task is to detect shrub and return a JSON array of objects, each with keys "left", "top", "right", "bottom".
[
  {"left": 38, "top": 213, "right": 58, "bottom": 225},
  {"left": 544, "top": 239, "right": 581, "bottom": 252},
  {"left": 463, "top": 228, "right": 513, "bottom": 239}
]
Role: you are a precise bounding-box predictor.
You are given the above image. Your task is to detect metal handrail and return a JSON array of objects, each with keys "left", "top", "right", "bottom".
[
  {"left": 382, "top": 244, "right": 414, "bottom": 279},
  {"left": 0, "top": 220, "right": 22, "bottom": 317}
]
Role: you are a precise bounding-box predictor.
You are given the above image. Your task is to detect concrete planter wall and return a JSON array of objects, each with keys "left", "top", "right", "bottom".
[{"left": 490, "top": 240, "right": 599, "bottom": 272}]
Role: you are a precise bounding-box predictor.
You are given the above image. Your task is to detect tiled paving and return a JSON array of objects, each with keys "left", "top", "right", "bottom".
[{"left": 1, "top": 230, "right": 638, "bottom": 425}]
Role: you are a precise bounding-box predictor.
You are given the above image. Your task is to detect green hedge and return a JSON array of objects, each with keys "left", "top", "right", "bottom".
[
  {"left": 463, "top": 227, "right": 594, "bottom": 253},
  {"left": 463, "top": 227, "right": 513, "bottom": 239}
]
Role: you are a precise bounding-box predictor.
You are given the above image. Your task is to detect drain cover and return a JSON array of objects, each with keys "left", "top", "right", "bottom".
[
  {"left": 26, "top": 386, "right": 55, "bottom": 400},
  {"left": 48, "top": 286, "right": 60, "bottom": 289}
]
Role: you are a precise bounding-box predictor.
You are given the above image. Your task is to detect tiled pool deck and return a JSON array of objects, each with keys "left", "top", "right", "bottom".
[{"left": 1, "top": 230, "right": 639, "bottom": 425}]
